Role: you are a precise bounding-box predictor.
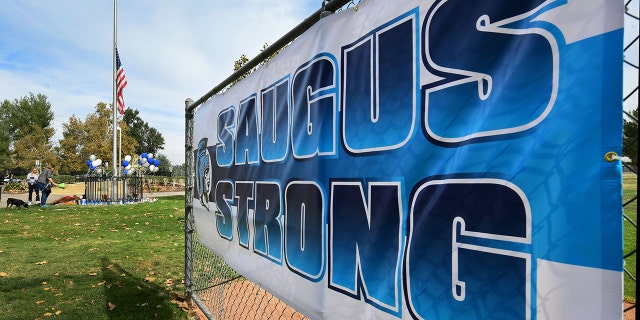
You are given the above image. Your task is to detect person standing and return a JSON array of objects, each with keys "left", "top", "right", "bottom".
[
  {"left": 26, "top": 167, "right": 40, "bottom": 205},
  {"left": 36, "top": 163, "right": 57, "bottom": 208}
]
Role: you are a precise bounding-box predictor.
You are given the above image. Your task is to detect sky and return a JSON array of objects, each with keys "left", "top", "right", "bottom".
[
  {"left": 0, "top": 0, "right": 321, "bottom": 165},
  {"left": 0, "top": 0, "right": 638, "bottom": 166}
]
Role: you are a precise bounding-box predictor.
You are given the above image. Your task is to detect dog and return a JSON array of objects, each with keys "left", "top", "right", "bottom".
[{"left": 6, "top": 198, "right": 28, "bottom": 209}]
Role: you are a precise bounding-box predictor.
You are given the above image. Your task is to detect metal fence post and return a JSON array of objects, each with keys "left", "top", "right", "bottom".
[{"left": 184, "top": 98, "right": 195, "bottom": 303}]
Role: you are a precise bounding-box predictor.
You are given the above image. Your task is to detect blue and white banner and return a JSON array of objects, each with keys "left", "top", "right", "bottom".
[{"left": 192, "top": 0, "right": 624, "bottom": 318}]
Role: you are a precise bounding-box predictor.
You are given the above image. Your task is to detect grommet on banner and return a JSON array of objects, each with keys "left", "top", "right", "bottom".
[{"left": 604, "top": 151, "right": 632, "bottom": 163}]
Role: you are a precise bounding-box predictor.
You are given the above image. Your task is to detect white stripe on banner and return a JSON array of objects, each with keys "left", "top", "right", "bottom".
[
  {"left": 533, "top": 0, "right": 623, "bottom": 44},
  {"left": 536, "top": 259, "right": 622, "bottom": 319}
]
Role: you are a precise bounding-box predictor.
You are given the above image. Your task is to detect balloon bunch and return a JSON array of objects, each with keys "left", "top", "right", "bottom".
[
  {"left": 121, "top": 155, "right": 136, "bottom": 176},
  {"left": 139, "top": 152, "right": 160, "bottom": 173},
  {"left": 121, "top": 152, "right": 160, "bottom": 176},
  {"left": 86, "top": 154, "right": 106, "bottom": 174}
]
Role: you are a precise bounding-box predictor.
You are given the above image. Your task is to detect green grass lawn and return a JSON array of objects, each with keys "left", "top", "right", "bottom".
[
  {"left": 0, "top": 196, "right": 188, "bottom": 320},
  {"left": 623, "top": 172, "right": 637, "bottom": 303}
]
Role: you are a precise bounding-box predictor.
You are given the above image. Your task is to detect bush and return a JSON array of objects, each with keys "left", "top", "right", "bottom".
[
  {"left": 2, "top": 182, "right": 26, "bottom": 192},
  {"left": 56, "top": 174, "right": 76, "bottom": 184}
]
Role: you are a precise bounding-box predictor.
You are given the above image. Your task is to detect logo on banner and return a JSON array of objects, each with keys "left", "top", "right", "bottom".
[{"left": 196, "top": 138, "right": 211, "bottom": 211}]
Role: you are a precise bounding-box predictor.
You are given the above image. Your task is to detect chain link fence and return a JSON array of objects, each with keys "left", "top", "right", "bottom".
[
  {"left": 185, "top": 1, "right": 638, "bottom": 318},
  {"left": 623, "top": 1, "right": 638, "bottom": 318}
]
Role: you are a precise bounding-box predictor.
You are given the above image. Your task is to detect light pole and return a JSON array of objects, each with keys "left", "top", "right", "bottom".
[{"left": 116, "top": 126, "right": 122, "bottom": 176}]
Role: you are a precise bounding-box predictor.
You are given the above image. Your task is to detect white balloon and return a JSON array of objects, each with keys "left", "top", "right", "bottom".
[
  {"left": 89, "top": 154, "right": 96, "bottom": 161},
  {"left": 141, "top": 157, "right": 148, "bottom": 164},
  {"left": 154, "top": 166, "right": 160, "bottom": 172},
  {"left": 147, "top": 153, "right": 154, "bottom": 159},
  {"left": 143, "top": 161, "right": 150, "bottom": 167},
  {"left": 126, "top": 164, "right": 132, "bottom": 170},
  {"left": 96, "top": 168, "right": 103, "bottom": 174},
  {"left": 124, "top": 155, "right": 132, "bottom": 162},
  {"left": 149, "top": 165, "right": 156, "bottom": 171},
  {"left": 129, "top": 167, "right": 136, "bottom": 174},
  {"left": 94, "top": 159, "right": 102, "bottom": 166}
]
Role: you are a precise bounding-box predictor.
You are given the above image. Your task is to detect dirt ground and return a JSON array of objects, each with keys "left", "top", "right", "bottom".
[
  {"left": 1, "top": 182, "right": 183, "bottom": 204},
  {"left": 185, "top": 281, "right": 636, "bottom": 320},
  {"left": 1, "top": 182, "right": 85, "bottom": 203}
]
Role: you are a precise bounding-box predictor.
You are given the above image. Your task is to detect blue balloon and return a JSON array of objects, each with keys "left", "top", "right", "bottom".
[
  {"left": 122, "top": 160, "right": 130, "bottom": 167},
  {"left": 123, "top": 169, "right": 128, "bottom": 175},
  {"left": 153, "top": 159, "right": 159, "bottom": 166},
  {"left": 87, "top": 160, "right": 92, "bottom": 166},
  {"left": 90, "top": 166, "right": 96, "bottom": 170},
  {"left": 141, "top": 153, "right": 148, "bottom": 158},
  {"left": 138, "top": 159, "right": 143, "bottom": 165}
]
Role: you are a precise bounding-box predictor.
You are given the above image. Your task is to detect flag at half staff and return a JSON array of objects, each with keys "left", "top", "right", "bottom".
[{"left": 116, "top": 48, "right": 128, "bottom": 115}]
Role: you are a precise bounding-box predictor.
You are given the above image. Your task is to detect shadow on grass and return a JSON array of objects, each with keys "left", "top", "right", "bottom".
[{"left": 100, "top": 257, "right": 183, "bottom": 319}]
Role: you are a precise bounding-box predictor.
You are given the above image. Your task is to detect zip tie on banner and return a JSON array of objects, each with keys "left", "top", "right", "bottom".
[{"left": 604, "top": 151, "right": 632, "bottom": 163}]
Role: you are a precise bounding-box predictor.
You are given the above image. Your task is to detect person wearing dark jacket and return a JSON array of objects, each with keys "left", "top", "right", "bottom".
[{"left": 36, "top": 163, "right": 57, "bottom": 208}]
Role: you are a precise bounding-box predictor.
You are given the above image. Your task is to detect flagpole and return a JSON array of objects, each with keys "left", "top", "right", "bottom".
[{"left": 112, "top": 0, "right": 118, "bottom": 198}]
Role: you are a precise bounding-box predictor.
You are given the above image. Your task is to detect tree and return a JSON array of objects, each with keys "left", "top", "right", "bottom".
[
  {"left": 0, "top": 118, "right": 11, "bottom": 170},
  {"left": 231, "top": 43, "right": 279, "bottom": 87},
  {"left": 1, "top": 93, "right": 54, "bottom": 142},
  {"left": 623, "top": 107, "right": 638, "bottom": 167},
  {"left": 171, "top": 163, "right": 185, "bottom": 177},
  {"left": 122, "top": 108, "right": 165, "bottom": 155},
  {"left": 13, "top": 125, "right": 57, "bottom": 171},
  {"left": 58, "top": 102, "right": 138, "bottom": 174},
  {"left": 1, "top": 93, "right": 55, "bottom": 171},
  {"left": 153, "top": 153, "right": 172, "bottom": 175}
]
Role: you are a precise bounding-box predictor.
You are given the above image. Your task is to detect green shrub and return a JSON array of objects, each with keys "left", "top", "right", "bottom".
[
  {"left": 55, "top": 174, "right": 76, "bottom": 184},
  {"left": 2, "top": 182, "right": 26, "bottom": 192}
]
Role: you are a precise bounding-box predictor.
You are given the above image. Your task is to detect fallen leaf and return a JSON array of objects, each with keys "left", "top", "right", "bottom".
[
  {"left": 55, "top": 310, "right": 62, "bottom": 315},
  {"left": 36, "top": 300, "right": 45, "bottom": 305},
  {"left": 44, "top": 312, "right": 52, "bottom": 316},
  {"left": 0, "top": 272, "right": 8, "bottom": 277},
  {"left": 35, "top": 260, "right": 48, "bottom": 265},
  {"left": 88, "top": 272, "right": 97, "bottom": 276},
  {"left": 171, "top": 299, "right": 189, "bottom": 311},
  {"left": 143, "top": 276, "right": 155, "bottom": 282},
  {"left": 108, "top": 302, "right": 116, "bottom": 311}
]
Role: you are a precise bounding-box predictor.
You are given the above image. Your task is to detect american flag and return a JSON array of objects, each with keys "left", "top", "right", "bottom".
[{"left": 116, "top": 48, "right": 128, "bottom": 115}]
